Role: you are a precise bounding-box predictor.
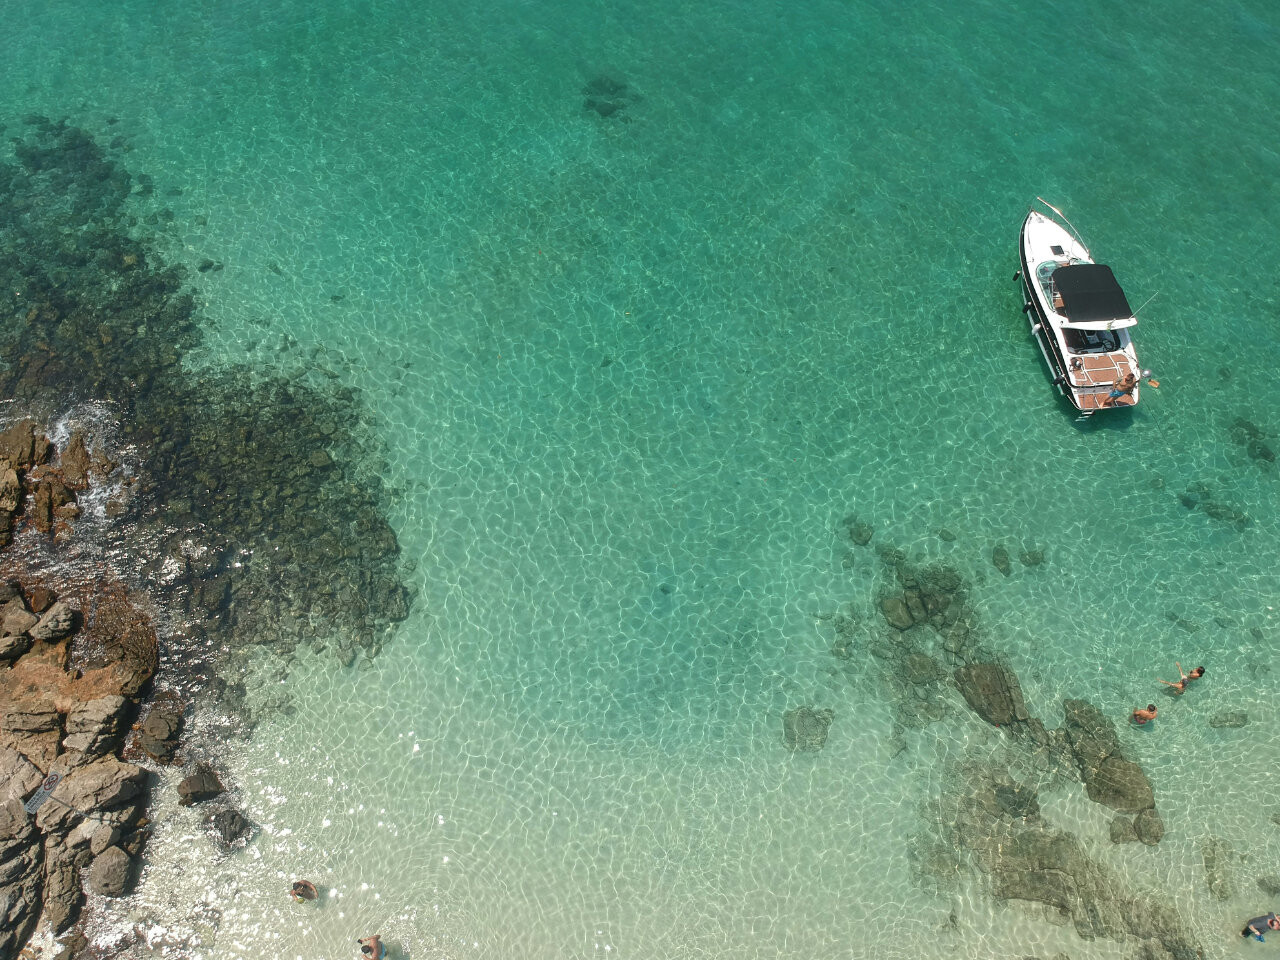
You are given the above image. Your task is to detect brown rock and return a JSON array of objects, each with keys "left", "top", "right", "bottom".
[
  {"left": 42, "top": 841, "right": 83, "bottom": 933},
  {"left": 0, "top": 800, "right": 42, "bottom": 960},
  {"left": 87, "top": 845, "right": 134, "bottom": 897},
  {"left": 178, "top": 763, "right": 225, "bottom": 806},
  {"left": 29, "top": 600, "right": 76, "bottom": 643},
  {"left": 37, "top": 758, "right": 146, "bottom": 832},
  {"left": 0, "top": 745, "right": 43, "bottom": 803},
  {"left": 60, "top": 433, "right": 91, "bottom": 489},
  {"left": 1, "top": 597, "right": 37, "bottom": 637},
  {"left": 27, "top": 587, "right": 54, "bottom": 613},
  {"left": 0, "top": 467, "right": 20, "bottom": 512},
  {"left": 0, "top": 420, "right": 36, "bottom": 467},
  {"left": 954, "top": 663, "right": 1029, "bottom": 727},
  {"left": 1135, "top": 808, "right": 1165, "bottom": 845},
  {"left": 31, "top": 478, "right": 73, "bottom": 534},
  {"left": 880, "top": 596, "right": 913, "bottom": 630},
  {"left": 0, "top": 631, "right": 33, "bottom": 661}
]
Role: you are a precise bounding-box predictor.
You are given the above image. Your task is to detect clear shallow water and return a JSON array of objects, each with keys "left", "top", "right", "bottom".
[{"left": 5, "top": 0, "right": 1280, "bottom": 957}]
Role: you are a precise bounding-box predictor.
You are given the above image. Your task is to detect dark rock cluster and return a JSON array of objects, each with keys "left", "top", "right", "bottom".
[
  {"left": 0, "top": 578, "right": 160, "bottom": 958},
  {"left": 1176, "top": 481, "right": 1251, "bottom": 529},
  {"left": 819, "top": 539, "right": 1205, "bottom": 956},
  {"left": 1230, "top": 417, "right": 1275, "bottom": 465},
  {"left": 582, "top": 75, "right": 636, "bottom": 120},
  {"left": 0, "top": 117, "right": 411, "bottom": 677},
  {"left": 918, "top": 758, "right": 1198, "bottom": 959},
  {"left": 781, "top": 706, "right": 833, "bottom": 752}
]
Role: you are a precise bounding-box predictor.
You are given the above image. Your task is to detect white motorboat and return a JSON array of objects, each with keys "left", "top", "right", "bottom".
[{"left": 1016, "top": 199, "right": 1145, "bottom": 414}]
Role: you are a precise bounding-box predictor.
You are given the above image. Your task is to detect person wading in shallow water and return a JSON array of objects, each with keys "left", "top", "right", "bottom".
[
  {"left": 1132, "top": 704, "right": 1157, "bottom": 725},
  {"left": 290, "top": 879, "right": 318, "bottom": 902},
  {"left": 1241, "top": 912, "right": 1280, "bottom": 941},
  {"left": 1159, "top": 662, "right": 1205, "bottom": 695},
  {"left": 358, "top": 935, "right": 385, "bottom": 959}
]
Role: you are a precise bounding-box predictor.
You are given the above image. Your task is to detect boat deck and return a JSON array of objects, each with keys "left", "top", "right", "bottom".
[{"left": 1067, "top": 353, "right": 1137, "bottom": 410}]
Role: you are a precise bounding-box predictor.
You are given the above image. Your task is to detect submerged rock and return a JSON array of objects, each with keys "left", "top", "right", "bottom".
[
  {"left": 954, "top": 663, "right": 1029, "bottom": 728},
  {"left": 1110, "top": 815, "right": 1138, "bottom": 844},
  {"left": 1135, "top": 808, "right": 1165, "bottom": 845},
  {"left": 782, "top": 706, "right": 834, "bottom": 752},
  {"left": 991, "top": 545, "right": 1011, "bottom": 577},
  {"left": 1202, "top": 836, "right": 1234, "bottom": 900},
  {"left": 880, "top": 595, "right": 913, "bottom": 630},
  {"left": 1062, "top": 699, "right": 1156, "bottom": 814},
  {"left": 1209, "top": 710, "right": 1248, "bottom": 728},
  {"left": 1257, "top": 874, "right": 1280, "bottom": 897},
  {"left": 993, "top": 783, "right": 1039, "bottom": 820}
]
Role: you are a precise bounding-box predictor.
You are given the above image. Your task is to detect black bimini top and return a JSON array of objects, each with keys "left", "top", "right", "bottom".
[{"left": 1051, "top": 263, "right": 1133, "bottom": 322}]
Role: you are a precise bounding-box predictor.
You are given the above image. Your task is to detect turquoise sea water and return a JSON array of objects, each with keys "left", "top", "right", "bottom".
[{"left": 5, "top": 0, "right": 1280, "bottom": 957}]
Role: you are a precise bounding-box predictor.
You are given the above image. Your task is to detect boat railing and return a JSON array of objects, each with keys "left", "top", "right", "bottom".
[{"left": 1034, "top": 197, "right": 1089, "bottom": 252}]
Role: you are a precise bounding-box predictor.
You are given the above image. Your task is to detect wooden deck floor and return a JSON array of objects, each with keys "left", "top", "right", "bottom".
[{"left": 1068, "top": 353, "right": 1137, "bottom": 410}]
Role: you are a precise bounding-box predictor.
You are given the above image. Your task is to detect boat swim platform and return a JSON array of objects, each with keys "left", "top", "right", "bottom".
[{"left": 1075, "top": 389, "right": 1136, "bottom": 411}]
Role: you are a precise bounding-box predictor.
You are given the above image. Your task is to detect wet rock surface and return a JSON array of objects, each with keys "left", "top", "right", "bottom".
[
  {"left": 208, "top": 807, "right": 254, "bottom": 849},
  {"left": 135, "top": 700, "right": 184, "bottom": 763},
  {"left": 0, "top": 579, "right": 156, "bottom": 956},
  {"left": 177, "top": 762, "right": 225, "bottom": 806}
]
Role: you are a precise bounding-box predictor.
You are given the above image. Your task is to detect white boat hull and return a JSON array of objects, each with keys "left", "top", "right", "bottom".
[{"left": 1017, "top": 202, "right": 1140, "bottom": 414}]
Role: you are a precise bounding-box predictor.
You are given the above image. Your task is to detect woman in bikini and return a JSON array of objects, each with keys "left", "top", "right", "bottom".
[{"left": 1159, "top": 662, "right": 1205, "bottom": 694}]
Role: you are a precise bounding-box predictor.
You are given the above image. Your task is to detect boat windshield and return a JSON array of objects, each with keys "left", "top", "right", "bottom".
[{"left": 1063, "top": 326, "right": 1120, "bottom": 354}]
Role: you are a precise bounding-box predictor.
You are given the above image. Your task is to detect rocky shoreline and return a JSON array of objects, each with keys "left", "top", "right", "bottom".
[
  {"left": 0, "top": 418, "right": 266, "bottom": 960},
  {"left": 0, "top": 116, "right": 413, "bottom": 958},
  {"left": 0, "top": 419, "right": 166, "bottom": 959}
]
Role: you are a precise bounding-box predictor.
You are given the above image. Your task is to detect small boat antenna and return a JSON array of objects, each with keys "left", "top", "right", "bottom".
[
  {"left": 1131, "top": 290, "right": 1159, "bottom": 316},
  {"left": 1035, "top": 197, "right": 1088, "bottom": 249}
]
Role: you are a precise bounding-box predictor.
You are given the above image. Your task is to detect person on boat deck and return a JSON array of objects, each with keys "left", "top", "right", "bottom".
[
  {"left": 1132, "top": 704, "right": 1157, "bottom": 725},
  {"left": 1103, "top": 371, "right": 1138, "bottom": 405},
  {"left": 1159, "top": 663, "right": 1205, "bottom": 695}
]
